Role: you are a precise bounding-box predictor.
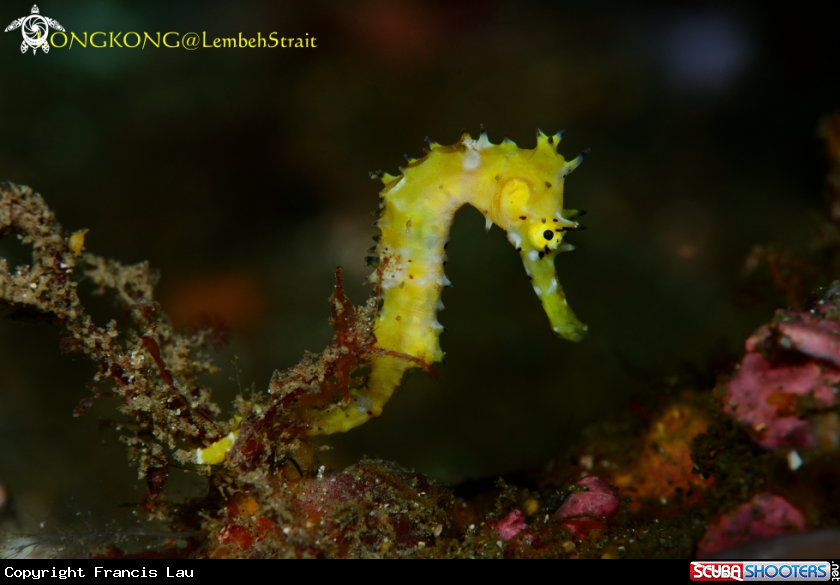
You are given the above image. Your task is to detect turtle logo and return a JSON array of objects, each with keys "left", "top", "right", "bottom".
[{"left": 4, "top": 5, "right": 64, "bottom": 55}]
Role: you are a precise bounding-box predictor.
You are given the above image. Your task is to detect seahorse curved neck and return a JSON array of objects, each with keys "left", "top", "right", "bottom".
[{"left": 304, "top": 129, "right": 588, "bottom": 435}]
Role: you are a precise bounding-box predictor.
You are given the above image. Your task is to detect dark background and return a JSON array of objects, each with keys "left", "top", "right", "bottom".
[{"left": 1, "top": 1, "right": 838, "bottom": 533}]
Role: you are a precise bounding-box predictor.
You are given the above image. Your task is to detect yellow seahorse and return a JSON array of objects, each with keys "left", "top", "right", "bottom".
[
  {"left": 305, "top": 127, "right": 588, "bottom": 435},
  {"left": 196, "top": 127, "right": 588, "bottom": 463}
]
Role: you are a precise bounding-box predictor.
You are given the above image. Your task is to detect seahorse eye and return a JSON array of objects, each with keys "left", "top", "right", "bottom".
[{"left": 528, "top": 222, "right": 560, "bottom": 251}]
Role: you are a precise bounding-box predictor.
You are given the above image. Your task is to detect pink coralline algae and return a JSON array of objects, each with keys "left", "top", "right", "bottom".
[
  {"left": 496, "top": 509, "right": 527, "bottom": 541},
  {"left": 723, "top": 307, "right": 840, "bottom": 450},
  {"left": 696, "top": 493, "right": 806, "bottom": 558},
  {"left": 555, "top": 476, "right": 620, "bottom": 539}
]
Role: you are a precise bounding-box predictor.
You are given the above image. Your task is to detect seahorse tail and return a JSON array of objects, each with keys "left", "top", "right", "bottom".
[{"left": 303, "top": 356, "right": 413, "bottom": 435}]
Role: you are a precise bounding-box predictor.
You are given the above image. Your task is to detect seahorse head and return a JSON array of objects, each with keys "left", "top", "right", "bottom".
[
  {"left": 373, "top": 128, "right": 589, "bottom": 343},
  {"left": 485, "top": 130, "right": 589, "bottom": 342}
]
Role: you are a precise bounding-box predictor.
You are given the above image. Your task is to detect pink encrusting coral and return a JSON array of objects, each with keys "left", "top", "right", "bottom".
[
  {"left": 723, "top": 307, "right": 840, "bottom": 450},
  {"left": 696, "top": 493, "right": 806, "bottom": 557},
  {"left": 555, "top": 476, "right": 620, "bottom": 539},
  {"left": 495, "top": 509, "right": 527, "bottom": 541}
]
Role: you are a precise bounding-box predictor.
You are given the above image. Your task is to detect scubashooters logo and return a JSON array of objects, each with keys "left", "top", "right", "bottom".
[
  {"left": 4, "top": 5, "right": 64, "bottom": 54},
  {"left": 690, "top": 561, "right": 833, "bottom": 582}
]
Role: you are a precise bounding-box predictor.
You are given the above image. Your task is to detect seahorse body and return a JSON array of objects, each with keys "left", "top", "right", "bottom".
[{"left": 304, "top": 128, "right": 588, "bottom": 435}]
